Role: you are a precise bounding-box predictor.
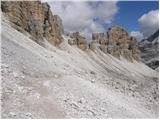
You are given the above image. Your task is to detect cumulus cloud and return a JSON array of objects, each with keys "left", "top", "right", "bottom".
[
  {"left": 47, "top": 1, "right": 118, "bottom": 38},
  {"left": 138, "top": 9, "right": 159, "bottom": 38},
  {"left": 130, "top": 31, "right": 143, "bottom": 41}
]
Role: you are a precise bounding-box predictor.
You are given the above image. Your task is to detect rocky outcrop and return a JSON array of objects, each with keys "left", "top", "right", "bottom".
[
  {"left": 139, "top": 30, "right": 159, "bottom": 70},
  {"left": 91, "top": 26, "right": 141, "bottom": 61},
  {"left": 1, "top": 1, "right": 64, "bottom": 46},
  {"left": 68, "top": 32, "right": 88, "bottom": 50}
]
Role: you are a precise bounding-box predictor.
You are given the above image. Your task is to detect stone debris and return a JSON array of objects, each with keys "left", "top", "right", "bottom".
[
  {"left": 9, "top": 112, "right": 16, "bottom": 117},
  {"left": 54, "top": 74, "right": 58, "bottom": 78},
  {"left": 91, "top": 79, "right": 95, "bottom": 83},
  {"left": 21, "top": 75, "right": 25, "bottom": 79},
  {"left": 13, "top": 72, "right": 18, "bottom": 78},
  {"left": 87, "top": 110, "right": 96, "bottom": 116},
  {"left": 25, "top": 112, "right": 32, "bottom": 117}
]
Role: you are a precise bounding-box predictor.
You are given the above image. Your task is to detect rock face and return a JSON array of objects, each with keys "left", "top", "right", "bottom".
[
  {"left": 139, "top": 30, "right": 159, "bottom": 70},
  {"left": 1, "top": 1, "right": 64, "bottom": 46},
  {"left": 68, "top": 32, "right": 88, "bottom": 50},
  {"left": 91, "top": 26, "right": 141, "bottom": 61}
]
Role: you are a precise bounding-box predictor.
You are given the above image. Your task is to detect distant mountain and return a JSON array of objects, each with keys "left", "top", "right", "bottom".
[
  {"left": 139, "top": 30, "right": 159, "bottom": 70},
  {"left": 141, "top": 30, "right": 159, "bottom": 42}
]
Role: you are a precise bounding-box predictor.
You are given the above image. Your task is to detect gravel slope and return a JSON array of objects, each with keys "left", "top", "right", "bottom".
[{"left": 1, "top": 15, "right": 159, "bottom": 118}]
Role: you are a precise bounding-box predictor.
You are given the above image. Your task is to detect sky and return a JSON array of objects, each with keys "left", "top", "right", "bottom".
[
  {"left": 46, "top": 0, "right": 159, "bottom": 40},
  {"left": 113, "top": 1, "right": 159, "bottom": 40}
]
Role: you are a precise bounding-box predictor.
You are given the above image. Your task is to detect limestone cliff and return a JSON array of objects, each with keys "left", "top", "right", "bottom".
[
  {"left": 91, "top": 26, "right": 141, "bottom": 61},
  {"left": 68, "top": 32, "right": 88, "bottom": 50},
  {"left": 1, "top": 1, "right": 64, "bottom": 46}
]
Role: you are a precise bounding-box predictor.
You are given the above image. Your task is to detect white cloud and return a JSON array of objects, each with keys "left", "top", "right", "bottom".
[
  {"left": 130, "top": 31, "right": 143, "bottom": 41},
  {"left": 138, "top": 9, "right": 159, "bottom": 38},
  {"left": 93, "top": 1, "right": 118, "bottom": 23},
  {"left": 48, "top": 1, "right": 118, "bottom": 38}
]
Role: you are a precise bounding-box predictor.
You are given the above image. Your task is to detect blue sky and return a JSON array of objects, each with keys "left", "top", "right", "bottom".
[
  {"left": 49, "top": 1, "right": 159, "bottom": 40},
  {"left": 111, "top": 1, "right": 159, "bottom": 32}
]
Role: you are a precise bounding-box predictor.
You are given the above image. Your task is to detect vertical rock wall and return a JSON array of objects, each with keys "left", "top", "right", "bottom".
[{"left": 1, "top": 1, "right": 64, "bottom": 46}]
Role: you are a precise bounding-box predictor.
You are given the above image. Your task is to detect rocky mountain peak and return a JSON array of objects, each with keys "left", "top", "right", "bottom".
[
  {"left": 91, "top": 26, "right": 141, "bottom": 61},
  {"left": 141, "top": 30, "right": 159, "bottom": 42}
]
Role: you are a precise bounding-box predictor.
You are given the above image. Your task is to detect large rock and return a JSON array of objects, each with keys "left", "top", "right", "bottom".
[
  {"left": 139, "top": 30, "right": 159, "bottom": 70},
  {"left": 1, "top": 1, "right": 64, "bottom": 46},
  {"left": 92, "top": 26, "right": 141, "bottom": 61},
  {"left": 68, "top": 32, "right": 88, "bottom": 50}
]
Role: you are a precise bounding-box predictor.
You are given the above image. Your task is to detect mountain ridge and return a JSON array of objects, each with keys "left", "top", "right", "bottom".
[
  {"left": 139, "top": 30, "right": 159, "bottom": 70},
  {"left": 1, "top": 1, "right": 142, "bottom": 62}
]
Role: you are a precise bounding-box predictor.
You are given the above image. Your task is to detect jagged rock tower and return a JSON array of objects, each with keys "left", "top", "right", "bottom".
[{"left": 91, "top": 26, "right": 141, "bottom": 61}]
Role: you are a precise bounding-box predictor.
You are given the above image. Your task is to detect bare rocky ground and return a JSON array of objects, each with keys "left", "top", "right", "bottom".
[{"left": 1, "top": 15, "right": 159, "bottom": 118}]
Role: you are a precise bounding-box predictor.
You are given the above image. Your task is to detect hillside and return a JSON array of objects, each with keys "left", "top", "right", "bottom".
[{"left": 1, "top": 1, "right": 159, "bottom": 119}]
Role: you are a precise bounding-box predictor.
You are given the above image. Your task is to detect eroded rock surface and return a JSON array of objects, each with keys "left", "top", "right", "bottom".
[
  {"left": 91, "top": 26, "right": 141, "bottom": 61},
  {"left": 68, "top": 32, "right": 88, "bottom": 50},
  {"left": 1, "top": 1, "right": 64, "bottom": 46}
]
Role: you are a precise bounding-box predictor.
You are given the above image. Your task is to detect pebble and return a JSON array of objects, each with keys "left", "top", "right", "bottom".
[
  {"left": 18, "top": 86, "right": 24, "bottom": 92},
  {"left": 90, "top": 71, "right": 95, "bottom": 75},
  {"left": 25, "top": 112, "right": 32, "bottom": 117},
  {"left": 9, "top": 112, "right": 16, "bottom": 117},
  {"left": 21, "top": 75, "right": 25, "bottom": 79},
  {"left": 101, "top": 108, "right": 106, "bottom": 112},
  {"left": 63, "top": 98, "right": 70, "bottom": 102},
  {"left": 43, "top": 81, "right": 50, "bottom": 87},
  {"left": 2, "top": 64, "right": 9, "bottom": 68},
  {"left": 13, "top": 72, "right": 18, "bottom": 78},
  {"left": 70, "top": 102, "right": 80, "bottom": 109},
  {"left": 78, "top": 98, "right": 86, "bottom": 104},
  {"left": 22, "top": 66, "right": 26, "bottom": 70},
  {"left": 1, "top": 68, "right": 8, "bottom": 73},
  {"left": 54, "top": 74, "right": 58, "bottom": 78},
  {"left": 35, "top": 93, "right": 40, "bottom": 99},
  {"left": 87, "top": 110, "right": 96, "bottom": 116},
  {"left": 91, "top": 79, "right": 95, "bottom": 83}
]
